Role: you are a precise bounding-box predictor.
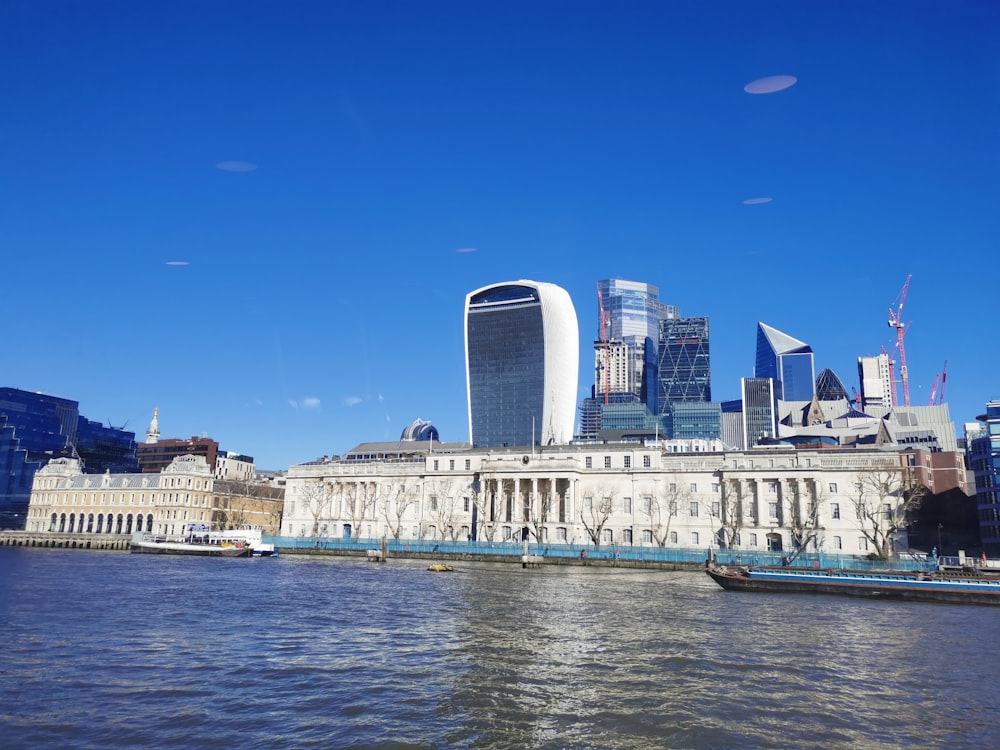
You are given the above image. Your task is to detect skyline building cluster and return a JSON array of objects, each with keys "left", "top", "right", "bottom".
[{"left": 0, "top": 387, "right": 138, "bottom": 528}]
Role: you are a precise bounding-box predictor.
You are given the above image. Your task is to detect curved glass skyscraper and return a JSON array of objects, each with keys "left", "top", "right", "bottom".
[{"left": 465, "top": 281, "right": 579, "bottom": 448}]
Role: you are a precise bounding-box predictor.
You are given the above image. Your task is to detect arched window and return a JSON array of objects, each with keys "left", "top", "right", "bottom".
[
  {"left": 125, "top": 515, "right": 134, "bottom": 534},
  {"left": 135, "top": 515, "right": 143, "bottom": 532},
  {"left": 49, "top": 513, "right": 57, "bottom": 532},
  {"left": 76, "top": 514, "right": 85, "bottom": 533},
  {"left": 115, "top": 514, "right": 124, "bottom": 534},
  {"left": 87, "top": 514, "right": 94, "bottom": 533},
  {"left": 68, "top": 513, "right": 76, "bottom": 533},
  {"left": 59, "top": 513, "right": 66, "bottom": 532},
  {"left": 96, "top": 514, "right": 104, "bottom": 533},
  {"left": 146, "top": 514, "right": 153, "bottom": 532}
]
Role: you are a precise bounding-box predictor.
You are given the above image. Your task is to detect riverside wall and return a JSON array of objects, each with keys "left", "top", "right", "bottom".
[{"left": 0, "top": 531, "right": 132, "bottom": 551}]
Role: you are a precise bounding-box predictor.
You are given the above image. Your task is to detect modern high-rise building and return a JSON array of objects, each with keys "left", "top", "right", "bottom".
[
  {"left": 597, "top": 279, "right": 678, "bottom": 343},
  {"left": 465, "top": 280, "right": 579, "bottom": 449},
  {"left": 858, "top": 353, "right": 894, "bottom": 414},
  {"left": 0, "top": 387, "right": 136, "bottom": 527},
  {"left": 595, "top": 279, "right": 679, "bottom": 405},
  {"left": 968, "top": 401, "right": 1000, "bottom": 552},
  {"left": 656, "top": 316, "right": 711, "bottom": 409},
  {"left": 742, "top": 377, "right": 779, "bottom": 448},
  {"left": 815, "top": 368, "right": 849, "bottom": 402},
  {"left": 755, "top": 323, "right": 815, "bottom": 402}
]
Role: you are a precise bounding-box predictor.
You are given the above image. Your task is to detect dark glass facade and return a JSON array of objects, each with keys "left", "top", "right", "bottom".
[
  {"left": 0, "top": 388, "right": 80, "bottom": 527},
  {"left": 969, "top": 401, "right": 1000, "bottom": 551},
  {"left": 665, "top": 401, "right": 722, "bottom": 441},
  {"left": 755, "top": 323, "right": 815, "bottom": 401},
  {"left": 742, "top": 377, "right": 778, "bottom": 448},
  {"left": 656, "top": 316, "right": 711, "bottom": 407},
  {"left": 0, "top": 388, "right": 142, "bottom": 527},
  {"left": 76, "top": 418, "right": 139, "bottom": 474},
  {"left": 467, "top": 285, "right": 545, "bottom": 448}
]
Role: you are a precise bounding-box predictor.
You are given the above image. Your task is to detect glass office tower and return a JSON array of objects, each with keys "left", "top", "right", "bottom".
[
  {"left": 656, "top": 316, "right": 711, "bottom": 407},
  {"left": 969, "top": 401, "right": 1000, "bottom": 552},
  {"left": 0, "top": 387, "right": 80, "bottom": 527},
  {"left": 755, "top": 322, "right": 816, "bottom": 402},
  {"left": 465, "top": 281, "right": 579, "bottom": 449}
]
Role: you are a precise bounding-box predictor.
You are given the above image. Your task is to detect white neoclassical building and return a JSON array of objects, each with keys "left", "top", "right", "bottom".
[{"left": 282, "top": 439, "right": 933, "bottom": 557}]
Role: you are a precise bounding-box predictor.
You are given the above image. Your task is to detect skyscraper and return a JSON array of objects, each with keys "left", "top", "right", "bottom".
[
  {"left": 656, "top": 316, "right": 711, "bottom": 408},
  {"left": 596, "top": 279, "right": 678, "bottom": 403},
  {"left": 755, "top": 323, "right": 815, "bottom": 402},
  {"left": 465, "top": 281, "right": 579, "bottom": 448},
  {"left": 858, "top": 353, "right": 894, "bottom": 414}
]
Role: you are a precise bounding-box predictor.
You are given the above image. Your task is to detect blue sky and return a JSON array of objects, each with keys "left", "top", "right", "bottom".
[{"left": 3, "top": 1, "right": 998, "bottom": 469}]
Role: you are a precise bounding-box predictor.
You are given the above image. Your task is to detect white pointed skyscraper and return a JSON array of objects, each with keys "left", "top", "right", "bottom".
[{"left": 465, "top": 281, "right": 579, "bottom": 448}]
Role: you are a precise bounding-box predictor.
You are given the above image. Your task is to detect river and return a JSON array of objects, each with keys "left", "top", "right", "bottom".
[{"left": 1, "top": 548, "right": 997, "bottom": 749}]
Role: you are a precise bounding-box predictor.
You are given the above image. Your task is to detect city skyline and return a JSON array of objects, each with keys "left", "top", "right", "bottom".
[{"left": 4, "top": 3, "right": 998, "bottom": 469}]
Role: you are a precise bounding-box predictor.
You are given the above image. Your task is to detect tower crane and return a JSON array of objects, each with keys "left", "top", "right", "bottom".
[
  {"left": 929, "top": 360, "right": 948, "bottom": 405},
  {"left": 888, "top": 275, "right": 912, "bottom": 407},
  {"left": 597, "top": 284, "right": 611, "bottom": 405}
]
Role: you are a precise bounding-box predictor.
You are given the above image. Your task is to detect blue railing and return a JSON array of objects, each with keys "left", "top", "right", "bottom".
[{"left": 265, "top": 535, "right": 931, "bottom": 571}]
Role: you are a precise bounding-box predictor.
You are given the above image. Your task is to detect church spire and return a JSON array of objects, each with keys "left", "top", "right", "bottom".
[{"left": 146, "top": 407, "right": 160, "bottom": 444}]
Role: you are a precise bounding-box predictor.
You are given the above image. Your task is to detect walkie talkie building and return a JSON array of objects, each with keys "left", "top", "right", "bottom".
[{"left": 465, "top": 281, "right": 579, "bottom": 449}]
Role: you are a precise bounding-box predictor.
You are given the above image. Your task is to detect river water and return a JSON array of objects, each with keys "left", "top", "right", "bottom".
[{"left": 1, "top": 548, "right": 997, "bottom": 749}]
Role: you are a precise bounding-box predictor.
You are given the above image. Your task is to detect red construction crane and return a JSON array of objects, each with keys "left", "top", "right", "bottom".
[
  {"left": 888, "top": 275, "right": 912, "bottom": 407},
  {"left": 928, "top": 373, "right": 941, "bottom": 406},
  {"left": 597, "top": 284, "right": 611, "bottom": 405},
  {"left": 938, "top": 360, "right": 948, "bottom": 404}
]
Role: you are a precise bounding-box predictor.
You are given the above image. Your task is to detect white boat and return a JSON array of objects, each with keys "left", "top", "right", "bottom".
[{"left": 130, "top": 524, "right": 277, "bottom": 558}]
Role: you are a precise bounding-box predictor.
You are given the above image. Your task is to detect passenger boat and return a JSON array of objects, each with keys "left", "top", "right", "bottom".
[
  {"left": 706, "top": 563, "right": 1000, "bottom": 606},
  {"left": 130, "top": 524, "right": 276, "bottom": 558}
]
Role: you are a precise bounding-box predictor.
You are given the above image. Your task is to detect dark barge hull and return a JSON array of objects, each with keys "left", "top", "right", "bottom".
[
  {"left": 706, "top": 567, "right": 1000, "bottom": 606},
  {"left": 130, "top": 543, "right": 252, "bottom": 557}
]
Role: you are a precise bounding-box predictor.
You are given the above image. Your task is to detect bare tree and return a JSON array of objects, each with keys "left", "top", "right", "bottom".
[
  {"left": 642, "top": 478, "right": 688, "bottom": 547},
  {"left": 214, "top": 479, "right": 284, "bottom": 534},
  {"left": 580, "top": 484, "right": 617, "bottom": 545},
  {"left": 784, "top": 479, "right": 824, "bottom": 562},
  {"left": 526, "top": 480, "right": 553, "bottom": 543},
  {"left": 381, "top": 482, "right": 420, "bottom": 540},
  {"left": 848, "top": 466, "right": 929, "bottom": 558},
  {"left": 717, "top": 478, "right": 745, "bottom": 549},
  {"left": 426, "top": 479, "right": 458, "bottom": 540},
  {"left": 297, "top": 480, "right": 335, "bottom": 537},
  {"left": 344, "top": 483, "right": 378, "bottom": 539},
  {"left": 472, "top": 473, "right": 506, "bottom": 542}
]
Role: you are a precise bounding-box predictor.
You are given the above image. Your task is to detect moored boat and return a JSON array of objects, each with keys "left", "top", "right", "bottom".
[
  {"left": 130, "top": 524, "right": 276, "bottom": 558},
  {"left": 706, "top": 563, "right": 1000, "bottom": 606}
]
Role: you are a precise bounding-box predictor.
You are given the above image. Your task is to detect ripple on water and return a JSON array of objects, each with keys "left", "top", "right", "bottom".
[{"left": 2, "top": 551, "right": 1000, "bottom": 749}]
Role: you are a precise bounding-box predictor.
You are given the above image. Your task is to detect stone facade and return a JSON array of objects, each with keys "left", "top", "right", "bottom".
[
  {"left": 26, "top": 455, "right": 284, "bottom": 536},
  {"left": 283, "top": 442, "right": 932, "bottom": 557}
]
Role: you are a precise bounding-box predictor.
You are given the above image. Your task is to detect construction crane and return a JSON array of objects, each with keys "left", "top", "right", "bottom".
[
  {"left": 888, "top": 275, "right": 912, "bottom": 407},
  {"left": 596, "top": 284, "right": 611, "bottom": 405},
  {"left": 929, "top": 360, "right": 948, "bottom": 405}
]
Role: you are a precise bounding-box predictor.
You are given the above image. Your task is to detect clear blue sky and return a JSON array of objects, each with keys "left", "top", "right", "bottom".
[{"left": 4, "top": 1, "right": 998, "bottom": 469}]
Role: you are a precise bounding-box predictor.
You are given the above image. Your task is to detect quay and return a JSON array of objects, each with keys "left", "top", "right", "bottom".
[
  {"left": 0, "top": 531, "right": 951, "bottom": 576},
  {"left": 0, "top": 530, "right": 131, "bottom": 551}
]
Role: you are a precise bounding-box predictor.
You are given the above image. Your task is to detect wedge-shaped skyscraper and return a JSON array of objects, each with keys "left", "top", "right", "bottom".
[
  {"left": 755, "top": 322, "right": 815, "bottom": 402},
  {"left": 465, "top": 281, "right": 579, "bottom": 448}
]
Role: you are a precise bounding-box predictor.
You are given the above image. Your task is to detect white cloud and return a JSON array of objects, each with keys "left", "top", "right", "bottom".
[
  {"left": 301, "top": 397, "right": 321, "bottom": 411},
  {"left": 343, "top": 396, "right": 363, "bottom": 407}
]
